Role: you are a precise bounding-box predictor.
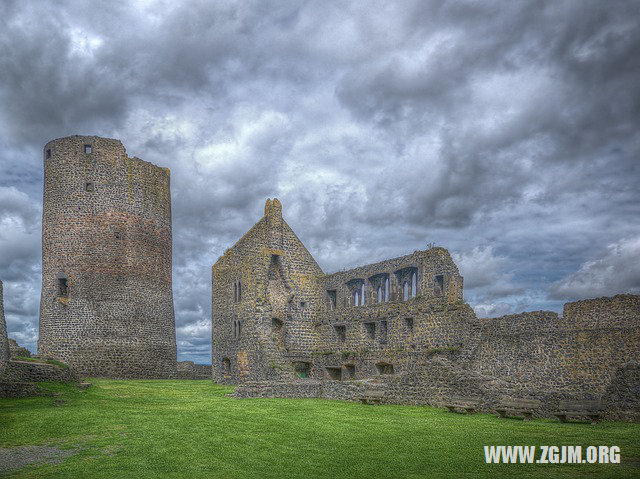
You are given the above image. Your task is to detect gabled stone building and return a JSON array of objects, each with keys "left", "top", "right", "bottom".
[{"left": 212, "top": 198, "right": 471, "bottom": 383}]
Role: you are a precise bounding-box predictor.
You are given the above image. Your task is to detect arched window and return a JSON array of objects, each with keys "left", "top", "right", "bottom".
[
  {"left": 403, "top": 282, "right": 409, "bottom": 301},
  {"left": 360, "top": 284, "right": 365, "bottom": 306},
  {"left": 238, "top": 281, "right": 242, "bottom": 301},
  {"left": 385, "top": 277, "right": 389, "bottom": 302},
  {"left": 377, "top": 286, "right": 382, "bottom": 303},
  {"left": 223, "top": 357, "right": 231, "bottom": 373},
  {"left": 411, "top": 272, "right": 417, "bottom": 298},
  {"left": 353, "top": 290, "right": 359, "bottom": 306},
  {"left": 233, "top": 283, "right": 237, "bottom": 302}
]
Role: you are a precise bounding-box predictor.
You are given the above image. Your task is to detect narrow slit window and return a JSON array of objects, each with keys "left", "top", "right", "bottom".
[
  {"left": 403, "top": 282, "right": 409, "bottom": 301},
  {"left": 377, "top": 286, "right": 382, "bottom": 303},
  {"left": 380, "top": 320, "right": 388, "bottom": 344},
  {"left": 435, "top": 275, "right": 444, "bottom": 295},
  {"left": 46, "top": 149, "right": 51, "bottom": 159},
  {"left": 84, "top": 144, "right": 92, "bottom": 154},
  {"left": 57, "top": 277, "right": 68, "bottom": 297},
  {"left": 223, "top": 357, "right": 231, "bottom": 373},
  {"left": 334, "top": 325, "right": 346, "bottom": 342},
  {"left": 411, "top": 272, "right": 417, "bottom": 297},
  {"left": 327, "top": 290, "right": 337, "bottom": 311}
]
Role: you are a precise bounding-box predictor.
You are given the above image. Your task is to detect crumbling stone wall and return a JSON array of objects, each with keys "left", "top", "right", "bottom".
[
  {"left": 4, "top": 360, "right": 77, "bottom": 383},
  {"left": 176, "top": 361, "right": 211, "bottom": 379},
  {"left": 0, "top": 281, "right": 9, "bottom": 374},
  {"left": 8, "top": 339, "right": 31, "bottom": 359},
  {"left": 1, "top": 283, "right": 77, "bottom": 398},
  {"left": 38, "top": 136, "right": 177, "bottom": 378},
  {"left": 472, "top": 296, "right": 640, "bottom": 395},
  {"left": 213, "top": 200, "right": 471, "bottom": 385},
  {"left": 218, "top": 199, "right": 640, "bottom": 420},
  {"left": 212, "top": 199, "right": 324, "bottom": 384}
]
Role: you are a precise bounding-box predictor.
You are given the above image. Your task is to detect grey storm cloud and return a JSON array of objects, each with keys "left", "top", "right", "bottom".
[{"left": 0, "top": 0, "right": 638, "bottom": 363}]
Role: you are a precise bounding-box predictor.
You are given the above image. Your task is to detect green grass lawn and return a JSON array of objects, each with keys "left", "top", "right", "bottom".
[{"left": 1, "top": 380, "right": 639, "bottom": 478}]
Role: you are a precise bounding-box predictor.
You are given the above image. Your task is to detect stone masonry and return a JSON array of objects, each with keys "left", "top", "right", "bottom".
[
  {"left": 1, "top": 280, "right": 77, "bottom": 398},
  {"left": 0, "top": 281, "right": 9, "bottom": 375},
  {"left": 215, "top": 199, "right": 640, "bottom": 421},
  {"left": 38, "top": 136, "right": 177, "bottom": 378},
  {"left": 8, "top": 338, "right": 31, "bottom": 359}
]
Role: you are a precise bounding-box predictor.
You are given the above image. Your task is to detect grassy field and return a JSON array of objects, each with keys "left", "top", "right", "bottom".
[{"left": 1, "top": 380, "right": 639, "bottom": 478}]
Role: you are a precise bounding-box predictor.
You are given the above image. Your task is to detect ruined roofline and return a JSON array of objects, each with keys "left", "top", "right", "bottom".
[
  {"left": 323, "top": 246, "right": 452, "bottom": 278},
  {"left": 213, "top": 216, "right": 268, "bottom": 268},
  {"left": 213, "top": 198, "right": 324, "bottom": 274},
  {"left": 214, "top": 198, "right": 448, "bottom": 277},
  {"left": 43, "top": 135, "right": 170, "bottom": 175}
]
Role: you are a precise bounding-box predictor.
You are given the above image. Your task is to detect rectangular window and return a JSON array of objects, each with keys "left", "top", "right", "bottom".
[
  {"left": 326, "top": 290, "right": 337, "bottom": 311},
  {"left": 325, "top": 367, "right": 342, "bottom": 380},
  {"left": 84, "top": 144, "right": 92, "bottom": 154},
  {"left": 344, "top": 364, "right": 355, "bottom": 379},
  {"left": 334, "top": 325, "right": 346, "bottom": 342},
  {"left": 57, "top": 277, "right": 68, "bottom": 297},
  {"left": 364, "top": 322, "right": 376, "bottom": 340},
  {"left": 85, "top": 181, "right": 94, "bottom": 192},
  {"left": 405, "top": 318, "right": 414, "bottom": 332},
  {"left": 293, "top": 361, "right": 311, "bottom": 379},
  {"left": 380, "top": 320, "right": 388, "bottom": 344},
  {"left": 435, "top": 274, "right": 444, "bottom": 295}
]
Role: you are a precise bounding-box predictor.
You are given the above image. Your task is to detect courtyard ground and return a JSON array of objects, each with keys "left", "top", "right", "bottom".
[{"left": 0, "top": 380, "right": 638, "bottom": 478}]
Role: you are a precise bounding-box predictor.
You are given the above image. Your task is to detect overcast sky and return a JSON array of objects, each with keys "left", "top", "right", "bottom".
[{"left": 1, "top": 0, "right": 639, "bottom": 364}]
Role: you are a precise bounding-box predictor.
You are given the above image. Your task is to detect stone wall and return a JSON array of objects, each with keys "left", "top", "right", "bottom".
[
  {"left": 3, "top": 360, "right": 77, "bottom": 383},
  {"left": 0, "top": 281, "right": 9, "bottom": 374},
  {"left": 38, "top": 136, "right": 177, "bottom": 379},
  {"left": 471, "top": 296, "right": 640, "bottom": 395},
  {"left": 218, "top": 199, "right": 640, "bottom": 421},
  {"left": 212, "top": 198, "right": 324, "bottom": 384},
  {"left": 8, "top": 338, "right": 31, "bottom": 358},
  {"left": 176, "top": 361, "right": 211, "bottom": 379},
  {"left": 212, "top": 199, "right": 472, "bottom": 386}
]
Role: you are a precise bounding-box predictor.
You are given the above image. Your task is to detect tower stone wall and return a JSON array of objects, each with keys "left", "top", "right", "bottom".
[
  {"left": 0, "top": 281, "right": 9, "bottom": 374},
  {"left": 38, "top": 135, "right": 177, "bottom": 378}
]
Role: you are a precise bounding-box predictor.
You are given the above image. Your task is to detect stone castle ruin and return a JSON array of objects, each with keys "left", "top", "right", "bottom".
[
  {"left": 2, "top": 135, "right": 638, "bottom": 415},
  {"left": 38, "top": 136, "right": 177, "bottom": 378},
  {"left": 214, "top": 199, "right": 640, "bottom": 420}
]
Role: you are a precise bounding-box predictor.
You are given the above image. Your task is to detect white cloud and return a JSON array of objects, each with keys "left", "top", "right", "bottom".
[{"left": 551, "top": 236, "right": 640, "bottom": 300}]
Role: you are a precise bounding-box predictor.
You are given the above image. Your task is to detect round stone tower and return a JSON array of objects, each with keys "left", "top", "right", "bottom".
[{"left": 38, "top": 135, "right": 177, "bottom": 378}]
